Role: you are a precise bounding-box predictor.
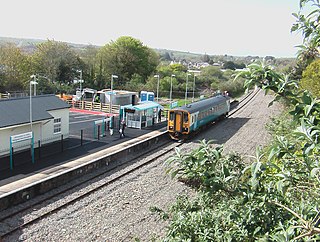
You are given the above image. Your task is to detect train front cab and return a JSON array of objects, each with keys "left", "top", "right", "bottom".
[{"left": 168, "top": 110, "right": 190, "bottom": 139}]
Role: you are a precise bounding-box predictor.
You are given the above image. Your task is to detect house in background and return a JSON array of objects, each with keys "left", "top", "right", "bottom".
[{"left": 0, "top": 95, "right": 70, "bottom": 157}]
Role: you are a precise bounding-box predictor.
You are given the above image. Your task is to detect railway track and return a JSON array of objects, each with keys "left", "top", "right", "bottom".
[{"left": 0, "top": 89, "right": 259, "bottom": 240}]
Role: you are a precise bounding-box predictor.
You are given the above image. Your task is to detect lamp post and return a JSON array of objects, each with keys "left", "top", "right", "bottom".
[
  {"left": 30, "top": 75, "right": 38, "bottom": 132},
  {"left": 76, "top": 70, "right": 83, "bottom": 99},
  {"left": 170, "top": 74, "right": 175, "bottom": 102},
  {"left": 185, "top": 73, "right": 191, "bottom": 105},
  {"left": 110, "top": 74, "right": 118, "bottom": 115},
  {"left": 154, "top": 74, "right": 160, "bottom": 102},
  {"left": 192, "top": 74, "right": 196, "bottom": 102}
]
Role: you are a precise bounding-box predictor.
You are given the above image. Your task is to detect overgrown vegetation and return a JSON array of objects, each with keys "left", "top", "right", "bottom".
[
  {"left": 155, "top": 1, "right": 320, "bottom": 241},
  {"left": 159, "top": 61, "right": 320, "bottom": 241}
]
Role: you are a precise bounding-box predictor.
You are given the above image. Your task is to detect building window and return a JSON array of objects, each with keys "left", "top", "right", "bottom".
[{"left": 54, "top": 117, "right": 62, "bottom": 134}]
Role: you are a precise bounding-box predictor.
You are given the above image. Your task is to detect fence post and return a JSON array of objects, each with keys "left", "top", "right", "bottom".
[
  {"left": 38, "top": 140, "right": 41, "bottom": 159},
  {"left": 10, "top": 147, "right": 14, "bottom": 170},
  {"left": 61, "top": 134, "right": 64, "bottom": 152},
  {"left": 81, "top": 130, "right": 83, "bottom": 146}
]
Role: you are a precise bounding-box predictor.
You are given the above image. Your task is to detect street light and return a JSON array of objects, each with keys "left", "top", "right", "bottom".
[
  {"left": 192, "top": 74, "right": 196, "bottom": 102},
  {"left": 110, "top": 74, "right": 118, "bottom": 115},
  {"left": 186, "top": 70, "right": 201, "bottom": 102},
  {"left": 154, "top": 74, "right": 160, "bottom": 102},
  {"left": 30, "top": 75, "right": 38, "bottom": 132},
  {"left": 76, "top": 70, "right": 83, "bottom": 98},
  {"left": 185, "top": 73, "right": 191, "bottom": 105},
  {"left": 170, "top": 74, "right": 175, "bottom": 102}
]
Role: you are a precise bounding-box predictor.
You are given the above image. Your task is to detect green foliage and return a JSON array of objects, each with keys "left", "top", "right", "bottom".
[
  {"left": 198, "top": 66, "right": 225, "bottom": 89},
  {"left": 235, "top": 61, "right": 300, "bottom": 106},
  {"left": 79, "top": 45, "right": 102, "bottom": 90},
  {"left": 160, "top": 55, "right": 320, "bottom": 240},
  {"left": 291, "top": 0, "right": 320, "bottom": 74},
  {"left": 223, "top": 61, "right": 245, "bottom": 70},
  {"left": 300, "top": 59, "right": 320, "bottom": 97},
  {"left": 217, "top": 77, "right": 245, "bottom": 98},
  {"left": 159, "top": 51, "right": 172, "bottom": 61},
  {"left": 32, "top": 40, "right": 82, "bottom": 85},
  {"left": 0, "top": 43, "right": 32, "bottom": 92},
  {"left": 165, "top": 141, "right": 244, "bottom": 193},
  {"left": 202, "top": 53, "right": 210, "bottom": 63},
  {"left": 162, "top": 138, "right": 320, "bottom": 241},
  {"left": 170, "top": 63, "right": 187, "bottom": 72},
  {"left": 97, "top": 36, "right": 159, "bottom": 87},
  {"left": 124, "top": 74, "right": 146, "bottom": 92}
]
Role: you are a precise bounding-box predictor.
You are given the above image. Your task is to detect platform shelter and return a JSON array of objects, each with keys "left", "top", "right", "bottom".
[{"left": 121, "top": 101, "right": 163, "bottom": 129}]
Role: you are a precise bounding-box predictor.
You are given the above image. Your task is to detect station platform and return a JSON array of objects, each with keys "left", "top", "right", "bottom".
[{"left": 0, "top": 122, "right": 167, "bottom": 195}]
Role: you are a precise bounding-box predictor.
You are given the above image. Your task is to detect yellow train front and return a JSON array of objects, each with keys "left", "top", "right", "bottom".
[{"left": 167, "top": 95, "right": 230, "bottom": 140}]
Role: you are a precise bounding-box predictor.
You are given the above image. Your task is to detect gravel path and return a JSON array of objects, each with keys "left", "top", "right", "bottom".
[{"left": 4, "top": 90, "right": 282, "bottom": 242}]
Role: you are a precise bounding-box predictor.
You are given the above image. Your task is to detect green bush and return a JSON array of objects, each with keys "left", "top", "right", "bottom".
[
  {"left": 157, "top": 61, "right": 320, "bottom": 241},
  {"left": 300, "top": 59, "right": 320, "bottom": 97}
]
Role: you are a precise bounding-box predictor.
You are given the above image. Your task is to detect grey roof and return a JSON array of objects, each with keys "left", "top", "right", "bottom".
[
  {"left": 0, "top": 95, "right": 70, "bottom": 129},
  {"left": 173, "top": 95, "right": 230, "bottom": 114}
]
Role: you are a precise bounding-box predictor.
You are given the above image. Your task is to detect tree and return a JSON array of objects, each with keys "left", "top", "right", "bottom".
[
  {"left": 198, "top": 66, "right": 225, "bottom": 88},
  {"left": 300, "top": 58, "right": 320, "bottom": 97},
  {"left": 160, "top": 51, "right": 172, "bottom": 61},
  {"left": 80, "top": 45, "right": 101, "bottom": 89},
  {"left": 32, "top": 40, "right": 82, "bottom": 85},
  {"left": 223, "top": 61, "right": 245, "bottom": 70},
  {"left": 201, "top": 53, "right": 210, "bottom": 62},
  {"left": 170, "top": 63, "right": 187, "bottom": 72},
  {"left": 0, "top": 43, "right": 32, "bottom": 92},
  {"left": 98, "top": 36, "right": 159, "bottom": 88}
]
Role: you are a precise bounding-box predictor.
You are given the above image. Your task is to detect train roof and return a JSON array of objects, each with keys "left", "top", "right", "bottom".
[{"left": 172, "top": 95, "right": 229, "bottom": 113}]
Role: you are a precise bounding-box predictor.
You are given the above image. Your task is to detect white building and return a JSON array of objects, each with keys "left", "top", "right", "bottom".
[{"left": 0, "top": 95, "right": 70, "bottom": 157}]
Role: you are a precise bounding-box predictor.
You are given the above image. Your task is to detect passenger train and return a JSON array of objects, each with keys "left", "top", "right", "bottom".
[{"left": 167, "top": 94, "right": 230, "bottom": 140}]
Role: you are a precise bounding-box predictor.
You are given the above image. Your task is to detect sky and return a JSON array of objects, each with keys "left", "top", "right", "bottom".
[{"left": 1, "top": 0, "right": 306, "bottom": 57}]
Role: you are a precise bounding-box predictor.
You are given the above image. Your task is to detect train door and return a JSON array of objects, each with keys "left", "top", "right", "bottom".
[
  {"left": 174, "top": 112, "right": 183, "bottom": 132},
  {"left": 193, "top": 112, "right": 199, "bottom": 130}
]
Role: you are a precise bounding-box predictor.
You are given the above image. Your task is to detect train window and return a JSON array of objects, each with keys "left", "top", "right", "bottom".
[
  {"left": 169, "top": 112, "right": 174, "bottom": 121},
  {"left": 183, "top": 112, "right": 188, "bottom": 122}
]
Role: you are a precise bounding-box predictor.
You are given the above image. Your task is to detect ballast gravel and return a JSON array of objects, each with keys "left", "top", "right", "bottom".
[{"left": 3, "top": 90, "right": 282, "bottom": 241}]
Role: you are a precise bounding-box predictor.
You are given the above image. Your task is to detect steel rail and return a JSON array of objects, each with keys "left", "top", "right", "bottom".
[{"left": 0, "top": 88, "right": 260, "bottom": 240}]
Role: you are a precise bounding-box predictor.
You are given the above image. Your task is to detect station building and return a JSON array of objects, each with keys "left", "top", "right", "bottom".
[{"left": 0, "top": 95, "right": 70, "bottom": 157}]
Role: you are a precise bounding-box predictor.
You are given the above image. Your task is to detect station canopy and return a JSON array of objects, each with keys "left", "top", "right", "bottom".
[{"left": 122, "top": 101, "right": 164, "bottom": 112}]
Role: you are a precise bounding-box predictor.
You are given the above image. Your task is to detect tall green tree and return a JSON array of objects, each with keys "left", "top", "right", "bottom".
[
  {"left": 198, "top": 66, "right": 225, "bottom": 88},
  {"left": 79, "top": 45, "right": 101, "bottom": 89},
  {"left": 98, "top": 36, "right": 159, "bottom": 88},
  {"left": 32, "top": 40, "right": 82, "bottom": 85},
  {"left": 0, "top": 43, "right": 32, "bottom": 92}
]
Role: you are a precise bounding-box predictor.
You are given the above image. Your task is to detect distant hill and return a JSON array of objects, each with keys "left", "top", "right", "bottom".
[
  {"left": 0, "top": 36, "right": 295, "bottom": 66},
  {"left": 0, "top": 36, "right": 96, "bottom": 54},
  {"left": 0, "top": 36, "right": 214, "bottom": 61}
]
